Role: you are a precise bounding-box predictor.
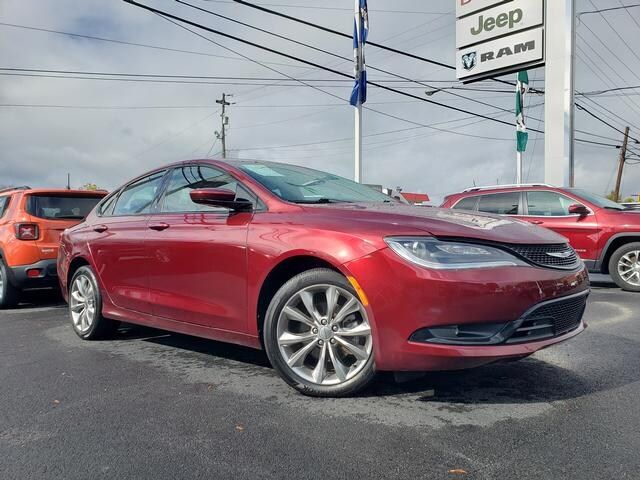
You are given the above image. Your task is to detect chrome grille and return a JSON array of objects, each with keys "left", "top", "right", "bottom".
[{"left": 508, "top": 244, "right": 580, "bottom": 270}]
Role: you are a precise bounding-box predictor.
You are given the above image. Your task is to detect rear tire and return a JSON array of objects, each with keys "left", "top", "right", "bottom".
[
  {"left": 0, "top": 260, "right": 20, "bottom": 308},
  {"left": 608, "top": 242, "right": 640, "bottom": 292},
  {"left": 263, "top": 268, "right": 376, "bottom": 397},
  {"left": 69, "top": 266, "right": 117, "bottom": 339}
]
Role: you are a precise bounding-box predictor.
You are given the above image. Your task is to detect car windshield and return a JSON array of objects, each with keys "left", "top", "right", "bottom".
[
  {"left": 567, "top": 189, "right": 625, "bottom": 211},
  {"left": 238, "top": 163, "right": 395, "bottom": 204}
]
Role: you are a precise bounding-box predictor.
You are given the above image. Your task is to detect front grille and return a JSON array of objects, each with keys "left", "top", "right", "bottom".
[
  {"left": 506, "top": 293, "right": 587, "bottom": 344},
  {"left": 508, "top": 243, "right": 580, "bottom": 270}
]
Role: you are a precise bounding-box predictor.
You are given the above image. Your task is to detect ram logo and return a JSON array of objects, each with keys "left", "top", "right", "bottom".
[{"left": 461, "top": 52, "right": 477, "bottom": 71}]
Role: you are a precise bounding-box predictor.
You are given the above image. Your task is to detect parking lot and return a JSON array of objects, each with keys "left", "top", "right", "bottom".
[{"left": 1, "top": 277, "right": 638, "bottom": 480}]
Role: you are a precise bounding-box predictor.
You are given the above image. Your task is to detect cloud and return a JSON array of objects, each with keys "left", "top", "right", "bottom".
[{"left": 1, "top": 0, "right": 639, "bottom": 203}]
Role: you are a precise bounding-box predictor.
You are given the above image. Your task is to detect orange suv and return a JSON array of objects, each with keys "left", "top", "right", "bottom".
[{"left": 0, "top": 186, "right": 106, "bottom": 307}]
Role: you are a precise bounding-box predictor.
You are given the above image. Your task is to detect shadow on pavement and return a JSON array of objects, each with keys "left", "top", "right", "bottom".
[
  {"left": 105, "top": 322, "right": 640, "bottom": 405},
  {"left": 14, "top": 290, "right": 66, "bottom": 310}
]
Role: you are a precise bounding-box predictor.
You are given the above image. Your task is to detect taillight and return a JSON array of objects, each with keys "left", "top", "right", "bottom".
[{"left": 15, "top": 223, "right": 39, "bottom": 240}]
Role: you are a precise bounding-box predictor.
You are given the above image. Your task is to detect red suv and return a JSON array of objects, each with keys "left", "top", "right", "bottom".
[
  {"left": 58, "top": 161, "right": 588, "bottom": 397},
  {"left": 441, "top": 184, "right": 640, "bottom": 291},
  {"left": 0, "top": 187, "right": 106, "bottom": 307}
]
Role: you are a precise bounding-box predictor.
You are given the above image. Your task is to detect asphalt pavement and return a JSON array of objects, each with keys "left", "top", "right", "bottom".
[{"left": 1, "top": 276, "right": 638, "bottom": 480}]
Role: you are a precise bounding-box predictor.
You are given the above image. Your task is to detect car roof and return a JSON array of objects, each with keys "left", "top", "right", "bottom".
[
  {"left": 449, "top": 184, "right": 569, "bottom": 198},
  {"left": 0, "top": 187, "right": 107, "bottom": 196}
]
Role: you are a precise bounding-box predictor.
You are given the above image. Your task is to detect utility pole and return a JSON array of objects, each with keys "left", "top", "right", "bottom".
[
  {"left": 614, "top": 126, "right": 630, "bottom": 202},
  {"left": 215, "top": 93, "right": 233, "bottom": 159}
]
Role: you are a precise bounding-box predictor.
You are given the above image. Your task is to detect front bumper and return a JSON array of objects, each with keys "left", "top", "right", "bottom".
[
  {"left": 344, "top": 248, "right": 590, "bottom": 372},
  {"left": 7, "top": 259, "right": 60, "bottom": 290}
]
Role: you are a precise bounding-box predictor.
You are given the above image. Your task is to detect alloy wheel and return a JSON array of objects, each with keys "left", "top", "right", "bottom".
[
  {"left": 70, "top": 275, "right": 97, "bottom": 333},
  {"left": 618, "top": 250, "right": 640, "bottom": 287},
  {"left": 0, "top": 268, "right": 4, "bottom": 302},
  {"left": 276, "top": 284, "right": 372, "bottom": 386}
]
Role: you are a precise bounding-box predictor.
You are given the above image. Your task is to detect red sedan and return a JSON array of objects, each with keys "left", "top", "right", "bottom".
[{"left": 58, "top": 160, "right": 589, "bottom": 396}]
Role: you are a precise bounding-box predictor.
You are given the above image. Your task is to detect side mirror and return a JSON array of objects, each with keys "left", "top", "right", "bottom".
[
  {"left": 190, "top": 188, "right": 253, "bottom": 212},
  {"left": 568, "top": 204, "right": 590, "bottom": 216}
]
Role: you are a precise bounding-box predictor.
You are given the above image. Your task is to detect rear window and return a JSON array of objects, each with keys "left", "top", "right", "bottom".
[{"left": 26, "top": 195, "right": 103, "bottom": 220}]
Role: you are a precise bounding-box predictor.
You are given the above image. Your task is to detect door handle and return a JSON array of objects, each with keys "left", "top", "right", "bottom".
[
  {"left": 148, "top": 222, "right": 170, "bottom": 232},
  {"left": 93, "top": 225, "right": 108, "bottom": 233},
  {"left": 528, "top": 220, "right": 544, "bottom": 225}
]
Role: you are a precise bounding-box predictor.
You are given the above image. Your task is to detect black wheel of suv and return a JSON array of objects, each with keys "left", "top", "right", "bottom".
[
  {"left": 609, "top": 242, "right": 640, "bottom": 292},
  {"left": 0, "top": 260, "right": 20, "bottom": 308},
  {"left": 69, "top": 266, "right": 117, "bottom": 339},
  {"left": 263, "top": 268, "right": 376, "bottom": 397}
]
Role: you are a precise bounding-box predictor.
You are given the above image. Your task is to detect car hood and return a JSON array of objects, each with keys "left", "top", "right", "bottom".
[{"left": 304, "top": 203, "right": 567, "bottom": 245}]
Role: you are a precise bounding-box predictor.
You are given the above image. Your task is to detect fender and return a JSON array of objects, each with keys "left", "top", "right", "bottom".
[{"left": 595, "top": 232, "right": 640, "bottom": 271}]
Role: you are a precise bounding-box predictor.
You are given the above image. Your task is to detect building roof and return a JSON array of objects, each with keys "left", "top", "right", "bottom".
[{"left": 401, "top": 192, "right": 430, "bottom": 204}]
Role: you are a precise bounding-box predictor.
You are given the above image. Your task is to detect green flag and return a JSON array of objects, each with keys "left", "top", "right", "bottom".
[{"left": 516, "top": 71, "right": 529, "bottom": 153}]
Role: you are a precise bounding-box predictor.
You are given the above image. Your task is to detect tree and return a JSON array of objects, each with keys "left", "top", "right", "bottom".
[
  {"left": 80, "top": 183, "right": 100, "bottom": 191},
  {"left": 606, "top": 191, "right": 621, "bottom": 202}
]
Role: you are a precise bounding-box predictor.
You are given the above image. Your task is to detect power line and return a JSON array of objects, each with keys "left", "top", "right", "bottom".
[
  {"left": 578, "top": 3, "right": 640, "bottom": 17},
  {"left": 0, "top": 22, "right": 313, "bottom": 70},
  {"left": 122, "top": 0, "right": 542, "bottom": 133},
  {"left": 0, "top": 68, "right": 484, "bottom": 84},
  {"left": 152, "top": 11, "right": 518, "bottom": 145},
  {"left": 175, "top": 0, "right": 533, "bottom": 121},
  {"left": 122, "top": 0, "right": 635, "bottom": 148},
  {"left": 228, "top": 0, "right": 627, "bottom": 139},
  {"left": 230, "top": 0, "right": 454, "bottom": 71},
  {"left": 0, "top": 100, "right": 422, "bottom": 109},
  {"left": 201, "top": 0, "right": 448, "bottom": 15}
]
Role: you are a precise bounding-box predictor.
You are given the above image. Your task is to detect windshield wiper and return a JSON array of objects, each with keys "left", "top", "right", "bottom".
[
  {"left": 604, "top": 206, "right": 624, "bottom": 211},
  {"left": 295, "top": 198, "right": 346, "bottom": 204},
  {"left": 53, "top": 215, "right": 85, "bottom": 219}
]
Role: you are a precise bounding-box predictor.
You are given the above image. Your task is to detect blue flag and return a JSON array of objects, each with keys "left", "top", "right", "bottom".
[{"left": 350, "top": 0, "right": 369, "bottom": 107}]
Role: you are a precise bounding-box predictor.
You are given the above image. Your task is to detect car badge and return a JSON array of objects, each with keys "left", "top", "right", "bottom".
[
  {"left": 461, "top": 52, "right": 477, "bottom": 71},
  {"left": 547, "top": 251, "right": 573, "bottom": 259}
]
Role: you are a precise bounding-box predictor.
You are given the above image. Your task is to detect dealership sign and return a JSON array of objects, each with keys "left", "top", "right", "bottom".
[
  {"left": 456, "top": 0, "right": 513, "bottom": 18},
  {"left": 457, "top": 28, "right": 544, "bottom": 80},
  {"left": 456, "top": 0, "right": 545, "bottom": 83}
]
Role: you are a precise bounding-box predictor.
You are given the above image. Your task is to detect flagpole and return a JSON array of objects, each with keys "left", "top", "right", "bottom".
[
  {"left": 515, "top": 71, "right": 529, "bottom": 185},
  {"left": 354, "top": 0, "right": 363, "bottom": 183},
  {"left": 516, "top": 151, "right": 523, "bottom": 184}
]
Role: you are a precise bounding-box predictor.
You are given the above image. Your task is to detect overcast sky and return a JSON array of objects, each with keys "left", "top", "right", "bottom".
[{"left": 2, "top": 0, "right": 640, "bottom": 202}]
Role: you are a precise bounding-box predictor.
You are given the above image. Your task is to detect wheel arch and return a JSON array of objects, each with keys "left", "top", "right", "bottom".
[
  {"left": 599, "top": 233, "right": 640, "bottom": 274},
  {"left": 255, "top": 255, "right": 346, "bottom": 340},
  {"left": 67, "top": 256, "right": 91, "bottom": 290}
]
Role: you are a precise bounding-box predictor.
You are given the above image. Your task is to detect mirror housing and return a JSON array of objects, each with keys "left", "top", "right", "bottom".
[
  {"left": 190, "top": 188, "right": 253, "bottom": 212},
  {"left": 568, "top": 203, "right": 590, "bottom": 216}
]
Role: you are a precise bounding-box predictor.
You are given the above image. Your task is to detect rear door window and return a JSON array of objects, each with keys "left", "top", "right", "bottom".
[
  {"left": 477, "top": 192, "right": 521, "bottom": 215},
  {"left": 0, "top": 196, "right": 9, "bottom": 218},
  {"left": 453, "top": 196, "right": 479, "bottom": 211},
  {"left": 25, "top": 194, "right": 103, "bottom": 220},
  {"left": 113, "top": 171, "right": 166, "bottom": 216}
]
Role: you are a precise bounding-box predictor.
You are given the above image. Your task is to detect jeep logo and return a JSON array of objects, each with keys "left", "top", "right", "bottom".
[{"left": 471, "top": 8, "right": 523, "bottom": 36}]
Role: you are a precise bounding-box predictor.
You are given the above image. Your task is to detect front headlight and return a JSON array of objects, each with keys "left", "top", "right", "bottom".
[{"left": 385, "top": 237, "right": 526, "bottom": 270}]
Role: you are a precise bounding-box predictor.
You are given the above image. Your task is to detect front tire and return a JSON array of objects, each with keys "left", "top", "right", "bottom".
[
  {"left": 0, "top": 260, "right": 19, "bottom": 308},
  {"left": 609, "top": 242, "right": 640, "bottom": 292},
  {"left": 263, "top": 268, "right": 376, "bottom": 397},
  {"left": 69, "top": 266, "right": 117, "bottom": 339}
]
